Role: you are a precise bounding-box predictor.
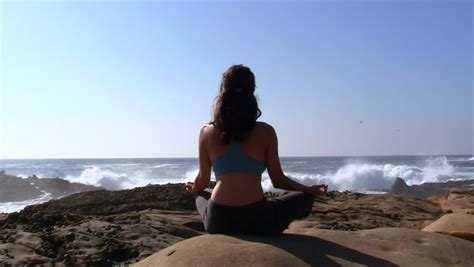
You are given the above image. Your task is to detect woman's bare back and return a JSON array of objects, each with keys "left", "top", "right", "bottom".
[{"left": 202, "top": 122, "right": 271, "bottom": 206}]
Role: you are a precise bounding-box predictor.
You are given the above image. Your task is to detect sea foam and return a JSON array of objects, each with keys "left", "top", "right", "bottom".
[
  {"left": 65, "top": 157, "right": 458, "bottom": 192},
  {"left": 261, "top": 156, "right": 456, "bottom": 192},
  {"left": 0, "top": 191, "right": 52, "bottom": 213},
  {"left": 65, "top": 166, "right": 136, "bottom": 190},
  {"left": 4, "top": 156, "right": 464, "bottom": 193}
]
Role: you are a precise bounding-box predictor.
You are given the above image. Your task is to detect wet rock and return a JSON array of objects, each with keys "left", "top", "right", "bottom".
[
  {"left": 0, "top": 173, "right": 102, "bottom": 202},
  {"left": 390, "top": 178, "right": 474, "bottom": 199}
]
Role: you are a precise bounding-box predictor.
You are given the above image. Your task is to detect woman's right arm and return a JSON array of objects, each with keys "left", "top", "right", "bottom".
[
  {"left": 186, "top": 125, "right": 212, "bottom": 194},
  {"left": 265, "top": 124, "right": 325, "bottom": 195}
]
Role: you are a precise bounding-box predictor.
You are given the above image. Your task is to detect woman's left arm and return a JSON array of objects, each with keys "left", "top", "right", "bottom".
[{"left": 188, "top": 126, "right": 212, "bottom": 193}]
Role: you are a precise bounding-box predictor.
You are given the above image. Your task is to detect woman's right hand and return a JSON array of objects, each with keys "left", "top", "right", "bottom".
[
  {"left": 306, "top": 184, "right": 328, "bottom": 196},
  {"left": 185, "top": 182, "right": 196, "bottom": 194}
]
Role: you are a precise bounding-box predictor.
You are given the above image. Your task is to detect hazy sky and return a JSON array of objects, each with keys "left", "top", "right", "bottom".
[{"left": 0, "top": 0, "right": 472, "bottom": 159}]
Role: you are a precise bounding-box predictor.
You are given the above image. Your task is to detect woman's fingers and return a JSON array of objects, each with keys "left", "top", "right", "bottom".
[
  {"left": 309, "top": 184, "right": 328, "bottom": 196},
  {"left": 185, "top": 182, "right": 194, "bottom": 192}
]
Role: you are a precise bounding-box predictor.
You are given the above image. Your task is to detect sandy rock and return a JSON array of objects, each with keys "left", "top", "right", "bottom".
[
  {"left": 135, "top": 228, "right": 474, "bottom": 267},
  {"left": 423, "top": 213, "right": 474, "bottom": 242},
  {"left": 306, "top": 192, "right": 442, "bottom": 230},
  {"left": 428, "top": 188, "right": 474, "bottom": 214},
  {"left": 0, "top": 243, "right": 52, "bottom": 266},
  {"left": 134, "top": 234, "right": 308, "bottom": 267}
]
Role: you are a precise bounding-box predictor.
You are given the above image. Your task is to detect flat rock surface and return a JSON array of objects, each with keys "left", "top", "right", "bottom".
[
  {"left": 423, "top": 213, "right": 474, "bottom": 242},
  {"left": 428, "top": 188, "right": 474, "bottom": 214},
  {"left": 134, "top": 228, "right": 474, "bottom": 267},
  {"left": 305, "top": 191, "right": 442, "bottom": 230}
]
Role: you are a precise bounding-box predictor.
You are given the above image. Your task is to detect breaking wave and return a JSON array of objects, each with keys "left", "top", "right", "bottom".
[
  {"left": 152, "top": 164, "right": 181, "bottom": 169},
  {"left": 65, "top": 166, "right": 137, "bottom": 190},
  {"left": 262, "top": 156, "right": 457, "bottom": 192},
  {"left": 66, "top": 157, "right": 462, "bottom": 192}
]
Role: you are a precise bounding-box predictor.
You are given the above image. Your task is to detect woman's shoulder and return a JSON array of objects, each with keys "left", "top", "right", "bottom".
[
  {"left": 200, "top": 123, "right": 219, "bottom": 139},
  {"left": 200, "top": 123, "right": 214, "bottom": 133},
  {"left": 200, "top": 121, "right": 275, "bottom": 138},
  {"left": 255, "top": 121, "right": 275, "bottom": 133},
  {"left": 201, "top": 122, "right": 214, "bottom": 129},
  {"left": 252, "top": 122, "right": 277, "bottom": 141}
]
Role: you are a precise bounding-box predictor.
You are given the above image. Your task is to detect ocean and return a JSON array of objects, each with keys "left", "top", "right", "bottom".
[{"left": 1, "top": 155, "right": 473, "bottom": 213}]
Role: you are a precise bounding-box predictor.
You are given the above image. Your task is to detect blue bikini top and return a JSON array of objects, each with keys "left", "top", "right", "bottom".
[{"left": 211, "top": 140, "right": 266, "bottom": 177}]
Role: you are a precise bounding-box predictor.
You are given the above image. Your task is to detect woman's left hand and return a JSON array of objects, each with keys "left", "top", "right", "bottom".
[{"left": 306, "top": 184, "right": 328, "bottom": 196}]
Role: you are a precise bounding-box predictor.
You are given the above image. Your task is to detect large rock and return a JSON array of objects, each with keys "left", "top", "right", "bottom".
[
  {"left": 134, "top": 228, "right": 474, "bottom": 267},
  {"left": 390, "top": 177, "right": 410, "bottom": 194},
  {"left": 0, "top": 174, "right": 43, "bottom": 202},
  {"left": 423, "top": 213, "right": 474, "bottom": 242},
  {"left": 13, "top": 183, "right": 196, "bottom": 217},
  {"left": 0, "top": 172, "right": 101, "bottom": 202}
]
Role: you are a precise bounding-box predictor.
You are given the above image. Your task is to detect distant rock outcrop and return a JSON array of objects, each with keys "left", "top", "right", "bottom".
[
  {"left": 390, "top": 177, "right": 409, "bottom": 194},
  {"left": 0, "top": 174, "right": 43, "bottom": 202},
  {"left": 389, "top": 177, "right": 474, "bottom": 198},
  {"left": 0, "top": 172, "right": 101, "bottom": 202}
]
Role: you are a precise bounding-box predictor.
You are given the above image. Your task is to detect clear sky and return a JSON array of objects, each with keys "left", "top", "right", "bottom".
[{"left": 0, "top": 0, "right": 472, "bottom": 159}]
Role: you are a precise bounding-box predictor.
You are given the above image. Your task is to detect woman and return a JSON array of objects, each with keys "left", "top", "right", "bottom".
[{"left": 186, "top": 64, "right": 326, "bottom": 235}]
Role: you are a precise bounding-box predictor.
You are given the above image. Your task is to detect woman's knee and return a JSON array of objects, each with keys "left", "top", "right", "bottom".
[
  {"left": 300, "top": 193, "right": 315, "bottom": 216},
  {"left": 289, "top": 191, "right": 315, "bottom": 206},
  {"left": 303, "top": 192, "right": 316, "bottom": 203},
  {"left": 196, "top": 189, "right": 212, "bottom": 199}
]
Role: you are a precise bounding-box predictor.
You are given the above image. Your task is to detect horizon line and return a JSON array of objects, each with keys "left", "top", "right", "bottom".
[{"left": 0, "top": 153, "right": 472, "bottom": 161}]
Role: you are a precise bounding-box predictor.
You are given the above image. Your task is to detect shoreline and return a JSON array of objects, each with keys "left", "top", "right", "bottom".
[
  {"left": 1, "top": 170, "right": 474, "bottom": 213},
  {"left": 1, "top": 154, "right": 472, "bottom": 205}
]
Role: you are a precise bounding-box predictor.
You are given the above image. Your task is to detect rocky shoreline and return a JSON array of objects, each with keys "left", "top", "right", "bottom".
[{"left": 0, "top": 177, "right": 473, "bottom": 266}]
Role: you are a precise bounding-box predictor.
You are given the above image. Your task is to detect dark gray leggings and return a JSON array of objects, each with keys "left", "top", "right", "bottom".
[{"left": 196, "top": 189, "right": 315, "bottom": 235}]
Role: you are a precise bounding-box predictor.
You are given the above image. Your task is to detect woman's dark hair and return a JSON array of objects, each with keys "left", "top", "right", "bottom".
[{"left": 212, "top": 64, "right": 262, "bottom": 144}]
